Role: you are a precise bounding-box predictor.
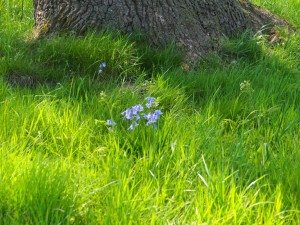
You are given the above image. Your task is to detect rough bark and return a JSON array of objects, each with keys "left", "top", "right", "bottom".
[{"left": 33, "top": 0, "right": 291, "bottom": 59}]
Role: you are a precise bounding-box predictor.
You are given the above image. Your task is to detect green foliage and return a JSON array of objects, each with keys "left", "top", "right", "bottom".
[
  {"left": 0, "top": 0, "right": 300, "bottom": 224},
  {"left": 221, "top": 30, "right": 264, "bottom": 62},
  {"left": 252, "top": 0, "right": 300, "bottom": 28},
  {"left": 0, "top": 157, "right": 75, "bottom": 224}
]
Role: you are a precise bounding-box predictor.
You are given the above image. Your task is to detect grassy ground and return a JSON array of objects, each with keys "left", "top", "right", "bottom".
[{"left": 0, "top": 0, "right": 299, "bottom": 224}]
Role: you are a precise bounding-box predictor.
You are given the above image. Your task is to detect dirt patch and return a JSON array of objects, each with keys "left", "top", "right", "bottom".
[{"left": 6, "top": 71, "right": 54, "bottom": 88}]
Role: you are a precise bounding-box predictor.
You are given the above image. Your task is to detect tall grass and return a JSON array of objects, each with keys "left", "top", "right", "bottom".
[{"left": 0, "top": 0, "right": 299, "bottom": 224}]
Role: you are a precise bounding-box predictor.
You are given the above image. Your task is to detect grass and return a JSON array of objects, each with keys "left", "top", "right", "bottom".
[{"left": 0, "top": 0, "right": 300, "bottom": 224}]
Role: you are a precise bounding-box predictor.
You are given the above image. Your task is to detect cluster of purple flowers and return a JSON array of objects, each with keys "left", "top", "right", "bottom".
[
  {"left": 99, "top": 62, "right": 106, "bottom": 74},
  {"left": 107, "top": 97, "right": 163, "bottom": 130},
  {"left": 143, "top": 110, "right": 163, "bottom": 126}
]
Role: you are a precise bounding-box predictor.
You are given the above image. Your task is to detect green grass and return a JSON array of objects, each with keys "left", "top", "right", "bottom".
[
  {"left": 0, "top": 0, "right": 300, "bottom": 224},
  {"left": 252, "top": 0, "right": 300, "bottom": 28}
]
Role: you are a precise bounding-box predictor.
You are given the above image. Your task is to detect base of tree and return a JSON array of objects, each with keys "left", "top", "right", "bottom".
[{"left": 33, "top": 0, "right": 293, "bottom": 60}]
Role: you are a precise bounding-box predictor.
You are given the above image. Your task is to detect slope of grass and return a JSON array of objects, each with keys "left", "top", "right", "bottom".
[
  {"left": 252, "top": 0, "right": 300, "bottom": 28},
  {"left": 0, "top": 0, "right": 299, "bottom": 224}
]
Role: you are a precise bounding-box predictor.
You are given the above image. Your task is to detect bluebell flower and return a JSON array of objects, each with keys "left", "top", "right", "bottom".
[
  {"left": 99, "top": 62, "right": 107, "bottom": 74},
  {"left": 128, "top": 122, "right": 139, "bottom": 131},
  {"left": 122, "top": 104, "right": 144, "bottom": 121},
  {"left": 99, "top": 62, "right": 106, "bottom": 68},
  {"left": 107, "top": 119, "right": 116, "bottom": 126},
  {"left": 145, "top": 97, "right": 158, "bottom": 108},
  {"left": 121, "top": 108, "right": 134, "bottom": 120},
  {"left": 109, "top": 96, "right": 163, "bottom": 131},
  {"left": 132, "top": 104, "right": 144, "bottom": 114},
  {"left": 135, "top": 114, "right": 141, "bottom": 121},
  {"left": 144, "top": 110, "right": 163, "bottom": 126},
  {"left": 154, "top": 110, "right": 163, "bottom": 117},
  {"left": 146, "top": 114, "right": 157, "bottom": 125},
  {"left": 143, "top": 112, "right": 151, "bottom": 120}
]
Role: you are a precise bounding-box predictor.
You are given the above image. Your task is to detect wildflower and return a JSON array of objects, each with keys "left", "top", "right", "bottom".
[
  {"left": 107, "top": 119, "right": 116, "bottom": 126},
  {"left": 108, "top": 96, "right": 163, "bottom": 131},
  {"left": 132, "top": 104, "right": 144, "bottom": 114},
  {"left": 100, "top": 62, "right": 106, "bottom": 68},
  {"left": 121, "top": 108, "right": 134, "bottom": 120},
  {"left": 240, "top": 80, "right": 253, "bottom": 92},
  {"left": 128, "top": 122, "right": 139, "bottom": 131},
  {"left": 135, "top": 113, "right": 141, "bottom": 121},
  {"left": 121, "top": 104, "right": 144, "bottom": 121},
  {"left": 144, "top": 110, "right": 163, "bottom": 126},
  {"left": 154, "top": 110, "right": 163, "bottom": 117},
  {"left": 99, "top": 62, "right": 107, "bottom": 74},
  {"left": 145, "top": 97, "right": 158, "bottom": 108}
]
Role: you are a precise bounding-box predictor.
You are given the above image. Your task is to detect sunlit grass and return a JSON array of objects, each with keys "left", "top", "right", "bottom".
[
  {"left": 0, "top": 0, "right": 299, "bottom": 224},
  {"left": 252, "top": 0, "right": 300, "bottom": 28}
]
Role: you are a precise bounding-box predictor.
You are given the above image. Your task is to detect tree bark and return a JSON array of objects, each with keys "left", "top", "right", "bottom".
[{"left": 33, "top": 0, "right": 290, "bottom": 58}]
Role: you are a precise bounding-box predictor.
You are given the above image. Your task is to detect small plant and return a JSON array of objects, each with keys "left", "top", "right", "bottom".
[
  {"left": 240, "top": 80, "right": 254, "bottom": 93},
  {"left": 107, "top": 96, "right": 163, "bottom": 131},
  {"left": 98, "top": 62, "right": 106, "bottom": 74},
  {"left": 239, "top": 80, "right": 255, "bottom": 108}
]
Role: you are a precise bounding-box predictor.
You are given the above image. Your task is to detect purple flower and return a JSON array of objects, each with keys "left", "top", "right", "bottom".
[
  {"left": 117, "top": 97, "right": 163, "bottom": 130},
  {"left": 121, "top": 108, "right": 134, "bottom": 120},
  {"left": 154, "top": 110, "right": 163, "bottom": 117},
  {"left": 135, "top": 114, "right": 141, "bottom": 121},
  {"left": 128, "top": 122, "right": 139, "bottom": 131},
  {"left": 99, "top": 62, "right": 107, "bottom": 74},
  {"left": 132, "top": 104, "right": 144, "bottom": 114},
  {"left": 145, "top": 97, "right": 158, "bottom": 108},
  {"left": 99, "top": 62, "right": 106, "bottom": 68},
  {"left": 106, "top": 119, "right": 116, "bottom": 130},
  {"left": 122, "top": 104, "right": 144, "bottom": 121},
  {"left": 107, "top": 119, "right": 116, "bottom": 126},
  {"left": 144, "top": 110, "right": 163, "bottom": 126}
]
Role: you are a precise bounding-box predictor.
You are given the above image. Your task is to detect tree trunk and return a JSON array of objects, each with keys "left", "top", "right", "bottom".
[{"left": 33, "top": 0, "right": 290, "bottom": 58}]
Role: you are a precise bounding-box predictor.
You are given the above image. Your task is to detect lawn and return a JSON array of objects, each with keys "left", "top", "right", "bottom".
[{"left": 0, "top": 0, "right": 299, "bottom": 224}]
